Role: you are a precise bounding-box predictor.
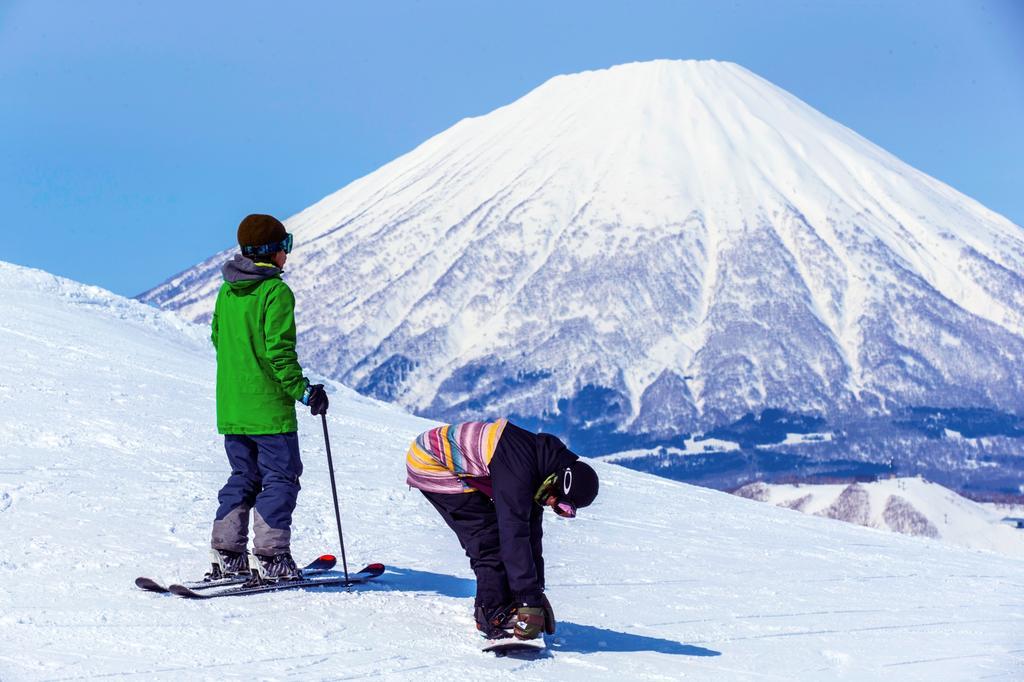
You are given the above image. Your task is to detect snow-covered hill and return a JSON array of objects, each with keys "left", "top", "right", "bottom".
[
  {"left": 141, "top": 59, "right": 1024, "bottom": 453},
  {"left": 734, "top": 477, "right": 1024, "bottom": 558},
  {"left": 4, "top": 259, "right": 1024, "bottom": 679}
]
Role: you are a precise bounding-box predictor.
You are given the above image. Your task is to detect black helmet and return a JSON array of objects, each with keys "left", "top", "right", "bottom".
[{"left": 559, "top": 460, "right": 599, "bottom": 508}]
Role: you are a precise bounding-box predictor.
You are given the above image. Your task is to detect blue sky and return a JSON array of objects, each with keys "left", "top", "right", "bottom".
[{"left": 2, "top": 0, "right": 1022, "bottom": 296}]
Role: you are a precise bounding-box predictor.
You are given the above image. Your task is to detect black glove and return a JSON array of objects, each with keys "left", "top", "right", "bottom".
[{"left": 305, "top": 384, "right": 329, "bottom": 416}]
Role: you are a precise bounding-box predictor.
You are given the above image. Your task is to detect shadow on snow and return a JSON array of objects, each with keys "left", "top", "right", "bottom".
[
  {"left": 550, "top": 621, "right": 719, "bottom": 657},
  {"left": 377, "top": 566, "right": 721, "bottom": 658},
  {"left": 376, "top": 565, "right": 476, "bottom": 598}
]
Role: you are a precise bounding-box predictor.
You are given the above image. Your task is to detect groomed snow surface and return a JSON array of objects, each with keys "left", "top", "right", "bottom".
[{"left": 2, "top": 259, "right": 1023, "bottom": 680}]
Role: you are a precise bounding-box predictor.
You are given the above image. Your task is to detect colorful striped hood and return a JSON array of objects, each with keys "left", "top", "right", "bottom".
[{"left": 405, "top": 419, "right": 508, "bottom": 494}]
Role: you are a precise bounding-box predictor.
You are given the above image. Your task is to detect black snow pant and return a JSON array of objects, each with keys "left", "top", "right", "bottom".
[
  {"left": 211, "top": 433, "right": 302, "bottom": 556},
  {"left": 422, "top": 490, "right": 514, "bottom": 610}
]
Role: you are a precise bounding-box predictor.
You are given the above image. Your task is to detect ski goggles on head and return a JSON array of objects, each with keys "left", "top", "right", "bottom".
[
  {"left": 533, "top": 473, "right": 577, "bottom": 518},
  {"left": 242, "top": 232, "right": 294, "bottom": 258},
  {"left": 534, "top": 473, "right": 558, "bottom": 506}
]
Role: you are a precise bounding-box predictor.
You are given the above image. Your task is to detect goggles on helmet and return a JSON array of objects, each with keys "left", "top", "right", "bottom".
[
  {"left": 242, "top": 232, "right": 294, "bottom": 258},
  {"left": 533, "top": 472, "right": 577, "bottom": 518},
  {"left": 551, "top": 499, "right": 577, "bottom": 518}
]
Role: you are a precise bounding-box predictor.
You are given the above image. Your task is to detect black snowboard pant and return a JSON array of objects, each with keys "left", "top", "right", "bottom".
[{"left": 422, "top": 489, "right": 515, "bottom": 610}]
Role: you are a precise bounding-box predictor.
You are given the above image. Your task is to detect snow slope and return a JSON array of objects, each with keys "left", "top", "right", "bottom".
[
  {"left": 735, "top": 478, "right": 1024, "bottom": 558},
  {"left": 3, "top": 259, "right": 1024, "bottom": 680},
  {"left": 140, "top": 60, "right": 1024, "bottom": 448}
]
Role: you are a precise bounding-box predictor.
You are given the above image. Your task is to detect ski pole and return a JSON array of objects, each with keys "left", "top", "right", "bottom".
[{"left": 321, "top": 413, "right": 350, "bottom": 584}]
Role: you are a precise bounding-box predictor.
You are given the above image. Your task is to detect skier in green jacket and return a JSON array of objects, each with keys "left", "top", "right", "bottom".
[{"left": 208, "top": 214, "right": 328, "bottom": 581}]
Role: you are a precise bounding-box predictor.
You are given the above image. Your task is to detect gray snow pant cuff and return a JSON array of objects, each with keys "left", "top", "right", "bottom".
[
  {"left": 211, "top": 506, "right": 250, "bottom": 554},
  {"left": 253, "top": 510, "right": 291, "bottom": 555}
]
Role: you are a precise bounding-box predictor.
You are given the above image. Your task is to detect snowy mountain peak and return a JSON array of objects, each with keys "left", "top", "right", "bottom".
[{"left": 141, "top": 60, "right": 1024, "bottom": 452}]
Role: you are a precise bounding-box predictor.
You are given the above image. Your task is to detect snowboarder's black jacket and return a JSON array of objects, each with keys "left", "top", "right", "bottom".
[{"left": 488, "top": 422, "right": 578, "bottom": 605}]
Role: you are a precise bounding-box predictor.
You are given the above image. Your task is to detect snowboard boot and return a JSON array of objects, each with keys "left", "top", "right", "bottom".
[
  {"left": 475, "top": 602, "right": 517, "bottom": 640},
  {"left": 250, "top": 551, "right": 303, "bottom": 582},
  {"left": 206, "top": 548, "right": 249, "bottom": 580}
]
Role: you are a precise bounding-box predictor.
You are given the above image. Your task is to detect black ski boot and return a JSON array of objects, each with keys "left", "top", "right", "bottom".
[
  {"left": 206, "top": 548, "right": 249, "bottom": 580},
  {"left": 252, "top": 552, "right": 303, "bottom": 582},
  {"left": 475, "top": 603, "right": 517, "bottom": 639}
]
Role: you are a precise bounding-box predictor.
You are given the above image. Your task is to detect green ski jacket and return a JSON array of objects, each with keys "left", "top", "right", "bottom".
[{"left": 211, "top": 256, "right": 307, "bottom": 434}]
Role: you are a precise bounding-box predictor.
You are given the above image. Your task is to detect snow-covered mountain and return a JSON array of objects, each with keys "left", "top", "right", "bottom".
[
  {"left": 4, "top": 258, "right": 1024, "bottom": 679},
  {"left": 140, "top": 59, "right": 1024, "bottom": 453},
  {"left": 734, "top": 477, "right": 1024, "bottom": 558}
]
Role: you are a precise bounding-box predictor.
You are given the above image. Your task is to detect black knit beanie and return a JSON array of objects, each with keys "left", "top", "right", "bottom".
[{"left": 237, "top": 214, "right": 287, "bottom": 257}]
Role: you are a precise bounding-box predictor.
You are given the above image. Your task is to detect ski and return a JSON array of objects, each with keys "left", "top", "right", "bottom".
[
  {"left": 483, "top": 635, "right": 549, "bottom": 658},
  {"left": 135, "top": 554, "right": 338, "bottom": 594},
  {"left": 167, "top": 562, "right": 385, "bottom": 599}
]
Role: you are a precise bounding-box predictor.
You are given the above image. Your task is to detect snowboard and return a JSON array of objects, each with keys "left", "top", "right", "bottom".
[{"left": 483, "top": 635, "right": 549, "bottom": 658}]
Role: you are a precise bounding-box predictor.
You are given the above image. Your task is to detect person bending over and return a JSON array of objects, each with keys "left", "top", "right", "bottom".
[{"left": 406, "top": 419, "right": 599, "bottom": 640}]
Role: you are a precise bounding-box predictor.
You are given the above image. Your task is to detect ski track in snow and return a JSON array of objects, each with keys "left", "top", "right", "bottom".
[{"left": 2, "top": 260, "right": 1024, "bottom": 680}]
